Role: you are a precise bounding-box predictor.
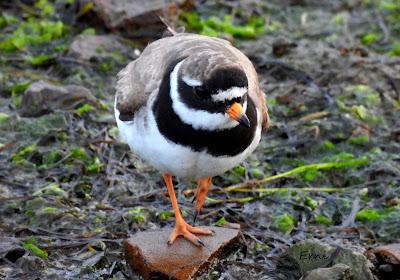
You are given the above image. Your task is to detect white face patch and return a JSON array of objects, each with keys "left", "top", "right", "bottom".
[
  {"left": 182, "top": 75, "right": 202, "bottom": 87},
  {"left": 212, "top": 87, "right": 247, "bottom": 102},
  {"left": 170, "top": 61, "right": 238, "bottom": 131}
]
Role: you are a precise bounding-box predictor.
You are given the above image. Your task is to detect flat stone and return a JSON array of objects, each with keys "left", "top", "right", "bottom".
[
  {"left": 67, "top": 34, "right": 133, "bottom": 61},
  {"left": 124, "top": 225, "right": 240, "bottom": 280},
  {"left": 19, "top": 81, "right": 97, "bottom": 117},
  {"left": 79, "top": 0, "right": 186, "bottom": 38}
]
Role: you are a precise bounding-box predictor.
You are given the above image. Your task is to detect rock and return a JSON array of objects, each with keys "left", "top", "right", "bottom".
[
  {"left": 277, "top": 239, "right": 374, "bottom": 280},
  {"left": 3, "top": 247, "right": 25, "bottom": 263},
  {"left": 0, "top": 185, "right": 11, "bottom": 199},
  {"left": 304, "top": 263, "right": 352, "bottom": 280},
  {"left": 19, "top": 81, "right": 97, "bottom": 117},
  {"left": 369, "top": 243, "right": 400, "bottom": 279},
  {"left": 272, "top": 38, "right": 297, "bottom": 57},
  {"left": 16, "top": 255, "right": 46, "bottom": 273},
  {"left": 78, "top": 0, "right": 187, "bottom": 38},
  {"left": 67, "top": 34, "right": 132, "bottom": 61},
  {"left": 371, "top": 243, "right": 400, "bottom": 264},
  {"left": 124, "top": 225, "right": 241, "bottom": 280},
  {"left": 0, "top": 237, "right": 24, "bottom": 262}
]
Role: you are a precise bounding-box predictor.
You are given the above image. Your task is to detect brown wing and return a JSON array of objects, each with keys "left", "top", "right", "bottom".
[{"left": 115, "top": 41, "right": 170, "bottom": 121}]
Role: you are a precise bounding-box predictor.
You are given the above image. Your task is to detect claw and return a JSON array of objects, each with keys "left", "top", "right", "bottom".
[
  {"left": 193, "top": 210, "right": 199, "bottom": 224},
  {"left": 196, "top": 238, "right": 206, "bottom": 247},
  {"left": 168, "top": 219, "right": 213, "bottom": 246}
]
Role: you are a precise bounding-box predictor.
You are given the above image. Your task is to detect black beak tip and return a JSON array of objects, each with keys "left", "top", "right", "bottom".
[{"left": 239, "top": 115, "right": 250, "bottom": 128}]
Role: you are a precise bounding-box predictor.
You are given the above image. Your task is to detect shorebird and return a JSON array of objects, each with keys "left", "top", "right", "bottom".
[{"left": 115, "top": 33, "right": 269, "bottom": 246}]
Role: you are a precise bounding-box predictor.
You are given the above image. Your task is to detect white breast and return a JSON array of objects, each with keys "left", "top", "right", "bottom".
[{"left": 114, "top": 100, "right": 262, "bottom": 180}]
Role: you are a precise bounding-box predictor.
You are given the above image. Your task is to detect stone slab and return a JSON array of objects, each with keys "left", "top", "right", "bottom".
[{"left": 123, "top": 225, "right": 240, "bottom": 280}]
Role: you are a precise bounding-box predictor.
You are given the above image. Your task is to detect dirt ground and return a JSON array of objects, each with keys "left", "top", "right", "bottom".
[{"left": 0, "top": 1, "right": 399, "bottom": 279}]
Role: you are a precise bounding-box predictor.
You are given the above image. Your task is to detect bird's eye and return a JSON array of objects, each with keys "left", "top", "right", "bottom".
[
  {"left": 193, "top": 86, "right": 208, "bottom": 99},
  {"left": 232, "top": 97, "right": 241, "bottom": 104},
  {"left": 228, "top": 97, "right": 242, "bottom": 106}
]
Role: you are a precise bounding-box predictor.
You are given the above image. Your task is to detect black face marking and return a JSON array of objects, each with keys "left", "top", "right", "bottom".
[
  {"left": 178, "top": 78, "right": 225, "bottom": 113},
  {"left": 152, "top": 60, "right": 258, "bottom": 157},
  {"left": 206, "top": 67, "right": 248, "bottom": 92},
  {"left": 193, "top": 86, "right": 208, "bottom": 100},
  {"left": 178, "top": 68, "right": 248, "bottom": 113}
]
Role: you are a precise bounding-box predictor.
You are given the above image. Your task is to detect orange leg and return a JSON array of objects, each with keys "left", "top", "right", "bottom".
[
  {"left": 193, "top": 177, "right": 212, "bottom": 222},
  {"left": 162, "top": 174, "right": 213, "bottom": 246}
]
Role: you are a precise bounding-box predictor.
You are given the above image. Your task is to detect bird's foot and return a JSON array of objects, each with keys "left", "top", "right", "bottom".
[{"left": 168, "top": 219, "right": 214, "bottom": 247}]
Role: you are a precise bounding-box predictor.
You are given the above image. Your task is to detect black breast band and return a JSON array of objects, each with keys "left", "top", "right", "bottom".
[{"left": 152, "top": 59, "right": 258, "bottom": 157}]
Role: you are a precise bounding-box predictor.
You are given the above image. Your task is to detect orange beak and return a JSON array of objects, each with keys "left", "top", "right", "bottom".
[{"left": 226, "top": 102, "right": 250, "bottom": 128}]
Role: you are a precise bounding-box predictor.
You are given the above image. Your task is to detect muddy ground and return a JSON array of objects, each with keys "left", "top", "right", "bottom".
[{"left": 0, "top": 0, "right": 399, "bottom": 279}]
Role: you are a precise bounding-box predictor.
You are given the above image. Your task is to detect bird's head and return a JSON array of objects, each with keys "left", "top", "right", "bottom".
[{"left": 169, "top": 57, "right": 251, "bottom": 131}]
